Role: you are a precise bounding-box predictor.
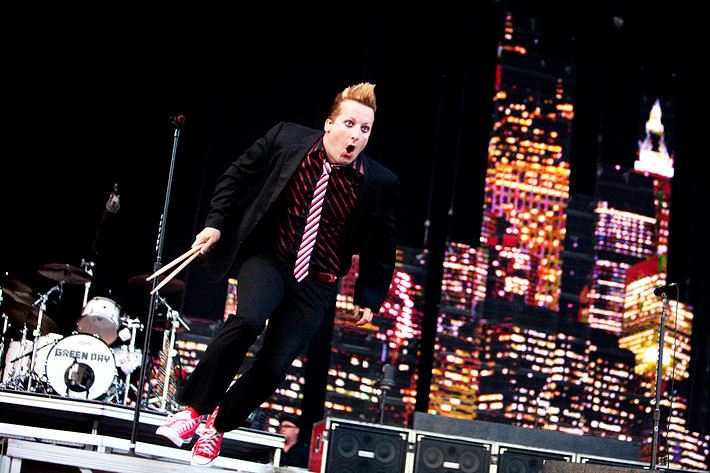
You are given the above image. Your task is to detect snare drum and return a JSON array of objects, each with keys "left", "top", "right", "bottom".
[
  {"left": 78, "top": 297, "right": 121, "bottom": 344},
  {"left": 45, "top": 333, "right": 117, "bottom": 400}
]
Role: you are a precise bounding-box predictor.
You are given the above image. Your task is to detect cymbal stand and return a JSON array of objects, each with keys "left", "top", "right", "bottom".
[
  {"left": 0, "top": 288, "right": 6, "bottom": 380},
  {"left": 0, "top": 312, "right": 9, "bottom": 381},
  {"left": 121, "top": 316, "right": 144, "bottom": 406},
  {"left": 151, "top": 295, "right": 190, "bottom": 412},
  {"left": 0, "top": 323, "right": 26, "bottom": 388},
  {"left": 80, "top": 259, "right": 95, "bottom": 309},
  {"left": 27, "top": 283, "right": 63, "bottom": 391}
]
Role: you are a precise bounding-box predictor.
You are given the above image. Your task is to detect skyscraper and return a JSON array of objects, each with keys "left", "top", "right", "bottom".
[
  {"left": 459, "top": 5, "right": 576, "bottom": 424},
  {"left": 475, "top": 9, "right": 573, "bottom": 312},
  {"left": 429, "top": 243, "right": 481, "bottom": 418},
  {"left": 426, "top": 5, "right": 707, "bottom": 469}
]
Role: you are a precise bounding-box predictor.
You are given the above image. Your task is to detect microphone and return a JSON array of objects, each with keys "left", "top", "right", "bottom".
[
  {"left": 378, "top": 363, "right": 397, "bottom": 391},
  {"left": 169, "top": 115, "right": 186, "bottom": 128},
  {"left": 106, "top": 183, "right": 120, "bottom": 213},
  {"left": 654, "top": 282, "right": 677, "bottom": 297}
]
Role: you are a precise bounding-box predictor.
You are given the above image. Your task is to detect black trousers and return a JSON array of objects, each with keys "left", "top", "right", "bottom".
[{"left": 178, "top": 251, "right": 338, "bottom": 432}]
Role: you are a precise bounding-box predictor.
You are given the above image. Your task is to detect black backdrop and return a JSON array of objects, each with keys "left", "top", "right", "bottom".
[{"left": 3, "top": 2, "right": 708, "bottom": 437}]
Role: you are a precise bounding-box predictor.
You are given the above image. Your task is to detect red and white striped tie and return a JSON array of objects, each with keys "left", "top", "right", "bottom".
[{"left": 294, "top": 159, "right": 332, "bottom": 282}]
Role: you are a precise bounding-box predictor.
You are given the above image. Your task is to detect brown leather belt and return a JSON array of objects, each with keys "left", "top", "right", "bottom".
[{"left": 306, "top": 272, "right": 338, "bottom": 283}]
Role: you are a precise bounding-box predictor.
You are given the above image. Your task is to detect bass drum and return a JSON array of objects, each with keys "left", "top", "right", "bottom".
[{"left": 45, "top": 333, "right": 117, "bottom": 400}]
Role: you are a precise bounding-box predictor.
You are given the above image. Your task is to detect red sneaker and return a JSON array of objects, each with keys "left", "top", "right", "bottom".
[
  {"left": 191, "top": 408, "right": 224, "bottom": 467},
  {"left": 156, "top": 409, "right": 203, "bottom": 447}
]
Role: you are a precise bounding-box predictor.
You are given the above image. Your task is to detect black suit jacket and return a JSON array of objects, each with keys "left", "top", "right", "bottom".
[{"left": 202, "top": 122, "right": 399, "bottom": 312}]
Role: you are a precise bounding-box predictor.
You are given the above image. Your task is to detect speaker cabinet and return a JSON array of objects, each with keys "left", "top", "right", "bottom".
[
  {"left": 543, "top": 460, "right": 648, "bottom": 473},
  {"left": 497, "top": 446, "right": 573, "bottom": 473},
  {"left": 414, "top": 433, "right": 492, "bottom": 473},
  {"left": 309, "top": 418, "right": 410, "bottom": 473},
  {"left": 575, "top": 456, "right": 648, "bottom": 469}
]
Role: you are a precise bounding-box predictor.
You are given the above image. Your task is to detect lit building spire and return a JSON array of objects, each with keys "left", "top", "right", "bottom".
[{"left": 634, "top": 99, "right": 674, "bottom": 178}]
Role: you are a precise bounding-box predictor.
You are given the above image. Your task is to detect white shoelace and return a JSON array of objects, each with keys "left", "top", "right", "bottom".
[
  {"left": 194, "top": 427, "right": 222, "bottom": 455},
  {"left": 172, "top": 411, "right": 198, "bottom": 422}
]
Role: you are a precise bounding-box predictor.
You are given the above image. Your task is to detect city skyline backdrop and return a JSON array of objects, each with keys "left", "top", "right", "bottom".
[
  {"left": 205, "top": 7, "right": 705, "bottom": 469},
  {"left": 2, "top": 1, "right": 707, "bottom": 470}
]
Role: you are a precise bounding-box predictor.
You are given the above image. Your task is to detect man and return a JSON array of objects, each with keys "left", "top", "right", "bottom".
[
  {"left": 156, "top": 83, "right": 399, "bottom": 467},
  {"left": 278, "top": 414, "right": 310, "bottom": 469}
]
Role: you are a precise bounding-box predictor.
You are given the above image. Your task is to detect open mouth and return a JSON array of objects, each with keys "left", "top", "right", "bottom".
[{"left": 346, "top": 145, "right": 355, "bottom": 154}]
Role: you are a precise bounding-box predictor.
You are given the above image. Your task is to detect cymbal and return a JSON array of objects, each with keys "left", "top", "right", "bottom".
[
  {"left": 3, "top": 288, "right": 34, "bottom": 306},
  {"left": 127, "top": 274, "right": 185, "bottom": 294},
  {"left": 1, "top": 289, "right": 58, "bottom": 333},
  {"left": 1, "top": 274, "right": 32, "bottom": 294},
  {"left": 38, "top": 263, "right": 93, "bottom": 284}
]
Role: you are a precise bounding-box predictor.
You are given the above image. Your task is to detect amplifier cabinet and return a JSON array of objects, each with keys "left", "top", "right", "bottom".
[
  {"left": 413, "top": 432, "right": 492, "bottom": 473},
  {"left": 496, "top": 444, "right": 574, "bottom": 473},
  {"left": 309, "top": 418, "right": 412, "bottom": 473}
]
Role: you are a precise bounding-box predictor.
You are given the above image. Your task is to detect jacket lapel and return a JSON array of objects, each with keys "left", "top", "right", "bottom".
[
  {"left": 343, "top": 155, "right": 377, "bottom": 248},
  {"left": 266, "top": 130, "right": 324, "bottom": 208}
]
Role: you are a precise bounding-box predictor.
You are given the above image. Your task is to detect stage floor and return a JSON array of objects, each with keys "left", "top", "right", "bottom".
[{"left": 0, "top": 390, "right": 304, "bottom": 472}]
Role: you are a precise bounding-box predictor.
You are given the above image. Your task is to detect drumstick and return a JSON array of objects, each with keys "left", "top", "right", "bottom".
[
  {"left": 150, "top": 250, "right": 201, "bottom": 295},
  {"left": 146, "top": 244, "right": 204, "bottom": 282}
]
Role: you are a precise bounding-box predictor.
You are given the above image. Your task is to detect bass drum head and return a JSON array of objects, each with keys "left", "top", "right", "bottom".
[{"left": 45, "top": 333, "right": 117, "bottom": 400}]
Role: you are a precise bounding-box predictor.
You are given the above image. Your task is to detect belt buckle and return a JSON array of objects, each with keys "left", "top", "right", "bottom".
[{"left": 318, "top": 272, "right": 336, "bottom": 283}]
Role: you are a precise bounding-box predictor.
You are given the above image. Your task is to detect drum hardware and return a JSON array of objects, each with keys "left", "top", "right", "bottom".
[
  {"left": 80, "top": 259, "right": 96, "bottom": 309},
  {"left": 1, "top": 273, "right": 34, "bottom": 372},
  {"left": 0, "top": 288, "right": 58, "bottom": 334},
  {"left": 22, "top": 283, "right": 63, "bottom": 392},
  {"left": 0, "top": 313, "right": 9, "bottom": 381},
  {"left": 0, "top": 283, "right": 8, "bottom": 382},
  {"left": 1, "top": 275, "right": 58, "bottom": 390},
  {"left": 116, "top": 316, "right": 144, "bottom": 406},
  {"left": 102, "top": 377, "right": 128, "bottom": 404},
  {"left": 147, "top": 295, "right": 190, "bottom": 413},
  {"left": 0, "top": 324, "right": 29, "bottom": 389},
  {"left": 1, "top": 332, "right": 62, "bottom": 384}
]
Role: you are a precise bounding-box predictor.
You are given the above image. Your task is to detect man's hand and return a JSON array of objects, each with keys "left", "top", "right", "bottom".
[
  {"left": 353, "top": 305, "right": 374, "bottom": 326},
  {"left": 193, "top": 227, "right": 221, "bottom": 254}
]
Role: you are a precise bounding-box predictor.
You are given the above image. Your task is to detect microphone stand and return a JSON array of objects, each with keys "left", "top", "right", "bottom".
[
  {"left": 377, "top": 364, "right": 397, "bottom": 424},
  {"left": 130, "top": 116, "right": 184, "bottom": 453},
  {"left": 650, "top": 291, "right": 669, "bottom": 470},
  {"left": 81, "top": 184, "right": 120, "bottom": 308}
]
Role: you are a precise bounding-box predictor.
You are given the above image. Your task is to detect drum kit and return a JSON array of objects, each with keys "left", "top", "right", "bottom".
[{"left": 0, "top": 263, "right": 189, "bottom": 410}]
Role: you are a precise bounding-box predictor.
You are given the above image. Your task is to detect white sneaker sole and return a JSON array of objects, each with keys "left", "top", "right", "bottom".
[
  {"left": 156, "top": 425, "right": 194, "bottom": 447},
  {"left": 191, "top": 453, "right": 218, "bottom": 467}
]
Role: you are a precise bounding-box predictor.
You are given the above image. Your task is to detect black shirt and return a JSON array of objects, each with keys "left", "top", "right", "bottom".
[{"left": 280, "top": 441, "right": 310, "bottom": 468}]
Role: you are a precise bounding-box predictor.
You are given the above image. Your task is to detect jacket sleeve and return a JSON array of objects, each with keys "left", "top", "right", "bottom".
[
  {"left": 204, "top": 122, "right": 286, "bottom": 231},
  {"left": 353, "top": 172, "right": 400, "bottom": 313}
]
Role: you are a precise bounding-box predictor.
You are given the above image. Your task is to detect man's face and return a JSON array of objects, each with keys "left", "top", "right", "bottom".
[
  {"left": 279, "top": 422, "right": 300, "bottom": 442},
  {"left": 323, "top": 100, "right": 374, "bottom": 166}
]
